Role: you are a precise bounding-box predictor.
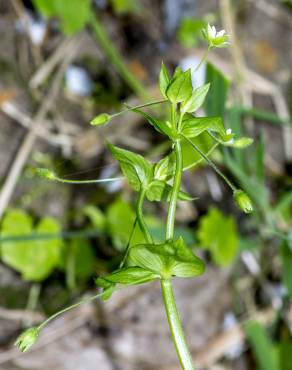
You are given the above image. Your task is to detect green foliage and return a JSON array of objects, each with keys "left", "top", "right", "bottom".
[
  {"left": 244, "top": 321, "right": 279, "bottom": 370},
  {"left": 106, "top": 198, "right": 145, "bottom": 250},
  {"left": 166, "top": 68, "right": 193, "bottom": 104},
  {"left": 129, "top": 237, "right": 204, "bottom": 279},
  {"left": 62, "top": 239, "right": 96, "bottom": 289},
  {"left": 197, "top": 208, "right": 239, "bottom": 266},
  {"left": 108, "top": 143, "right": 153, "bottom": 191},
  {"left": 110, "top": 0, "right": 140, "bottom": 15},
  {"left": 0, "top": 210, "right": 63, "bottom": 281},
  {"left": 205, "top": 62, "right": 230, "bottom": 117},
  {"left": 181, "top": 83, "right": 210, "bottom": 114},
  {"left": 33, "top": 0, "right": 91, "bottom": 35},
  {"left": 177, "top": 18, "right": 206, "bottom": 48},
  {"left": 159, "top": 62, "right": 170, "bottom": 99},
  {"left": 281, "top": 242, "right": 292, "bottom": 299}
]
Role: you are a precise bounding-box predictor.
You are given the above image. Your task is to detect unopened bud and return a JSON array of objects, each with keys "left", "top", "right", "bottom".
[
  {"left": 91, "top": 113, "right": 111, "bottom": 126},
  {"left": 234, "top": 190, "right": 253, "bottom": 214},
  {"left": 15, "top": 327, "right": 39, "bottom": 352}
]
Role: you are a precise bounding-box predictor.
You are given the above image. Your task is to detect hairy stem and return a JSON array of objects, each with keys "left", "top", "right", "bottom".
[
  {"left": 137, "top": 188, "right": 153, "bottom": 243},
  {"left": 161, "top": 279, "right": 195, "bottom": 370},
  {"left": 166, "top": 139, "right": 183, "bottom": 240}
]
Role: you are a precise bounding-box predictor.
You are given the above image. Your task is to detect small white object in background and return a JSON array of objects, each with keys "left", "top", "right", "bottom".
[
  {"left": 223, "top": 312, "right": 244, "bottom": 359},
  {"left": 99, "top": 165, "right": 123, "bottom": 193},
  {"left": 15, "top": 13, "right": 47, "bottom": 46},
  {"left": 179, "top": 55, "right": 206, "bottom": 89},
  {"left": 65, "top": 65, "right": 93, "bottom": 97},
  {"left": 241, "top": 251, "right": 260, "bottom": 275}
]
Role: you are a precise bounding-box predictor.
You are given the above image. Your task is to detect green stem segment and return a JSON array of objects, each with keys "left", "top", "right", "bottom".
[
  {"left": 137, "top": 188, "right": 153, "bottom": 244},
  {"left": 183, "top": 135, "right": 237, "bottom": 192},
  {"left": 161, "top": 279, "right": 195, "bottom": 370},
  {"left": 166, "top": 139, "right": 183, "bottom": 240}
]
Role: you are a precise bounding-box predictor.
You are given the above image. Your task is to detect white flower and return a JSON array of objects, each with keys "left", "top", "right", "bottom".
[
  {"left": 202, "top": 24, "right": 230, "bottom": 49},
  {"left": 226, "top": 128, "right": 232, "bottom": 135}
]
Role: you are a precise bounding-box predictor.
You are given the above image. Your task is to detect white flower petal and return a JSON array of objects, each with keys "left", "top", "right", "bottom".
[{"left": 217, "top": 30, "right": 226, "bottom": 37}]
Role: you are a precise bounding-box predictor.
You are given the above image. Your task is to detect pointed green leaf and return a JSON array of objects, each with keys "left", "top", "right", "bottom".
[
  {"left": 159, "top": 62, "right": 170, "bottom": 99},
  {"left": 181, "top": 116, "right": 226, "bottom": 139},
  {"left": 166, "top": 68, "right": 193, "bottom": 104},
  {"left": 108, "top": 143, "right": 153, "bottom": 191},
  {"left": 132, "top": 108, "right": 176, "bottom": 139},
  {"left": 181, "top": 83, "right": 210, "bottom": 114},
  {"left": 129, "top": 238, "right": 205, "bottom": 278}
]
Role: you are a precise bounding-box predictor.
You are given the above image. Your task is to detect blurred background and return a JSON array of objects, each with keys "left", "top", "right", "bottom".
[{"left": 0, "top": 0, "right": 292, "bottom": 369}]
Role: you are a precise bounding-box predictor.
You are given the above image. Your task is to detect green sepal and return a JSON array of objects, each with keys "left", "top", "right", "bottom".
[
  {"left": 107, "top": 143, "right": 153, "bottom": 191},
  {"left": 129, "top": 237, "right": 205, "bottom": 279},
  {"left": 132, "top": 108, "right": 177, "bottom": 139},
  {"left": 181, "top": 83, "right": 210, "bottom": 114},
  {"left": 166, "top": 68, "right": 193, "bottom": 104},
  {"left": 159, "top": 62, "right": 170, "bottom": 99},
  {"left": 146, "top": 180, "right": 196, "bottom": 202}
]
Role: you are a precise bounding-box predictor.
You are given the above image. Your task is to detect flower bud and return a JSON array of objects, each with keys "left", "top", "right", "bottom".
[
  {"left": 233, "top": 190, "right": 253, "bottom": 214},
  {"left": 91, "top": 113, "right": 111, "bottom": 126},
  {"left": 36, "top": 168, "right": 56, "bottom": 180},
  {"left": 15, "top": 327, "right": 39, "bottom": 352}
]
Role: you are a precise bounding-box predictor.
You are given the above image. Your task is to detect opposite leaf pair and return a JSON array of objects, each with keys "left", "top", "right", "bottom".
[{"left": 96, "top": 237, "right": 205, "bottom": 298}]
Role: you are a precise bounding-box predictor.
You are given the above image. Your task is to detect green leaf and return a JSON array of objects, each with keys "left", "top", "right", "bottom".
[
  {"left": 106, "top": 198, "right": 144, "bottom": 250},
  {"left": 62, "top": 238, "right": 95, "bottom": 287},
  {"left": 110, "top": 0, "right": 140, "bottom": 15},
  {"left": 197, "top": 208, "right": 238, "bottom": 266},
  {"left": 181, "top": 83, "right": 210, "bottom": 114},
  {"left": 146, "top": 180, "right": 195, "bottom": 202},
  {"left": 129, "top": 237, "right": 205, "bottom": 278},
  {"left": 83, "top": 206, "right": 106, "bottom": 230},
  {"left": 33, "top": 0, "right": 91, "bottom": 35},
  {"left": 159, "top": 62, "right": 170, "bottom": 99},
  {"left": 279, "top": 340, "right": 292, "bottom": 370},
  {"left": 166, "top": 68, "right": 193, "bottom": 104},
  {"left": 244, "top": 321, "right": 279, "bottom": 370},
  {"left": 98, "top": 266, "right": 158, "bottom": 286},
  {"left": 108, "top": 143, "right": 153, "bottom": 191},
  {"left": 204, "top": 62, "right": 229, "bottom": 117},
  {"left": 32, "top": 0, "right": 56, "bottom": 16},
  {"left": 177, "top": 18, "right": 206, "bottom": 48},
  {"left": 0, "top": 210, "right": 63, "bottom": 281},
  {"left": 132, "top": 108, "right": 176, "bottom": 139},
  {"left": 181, "top": 116, "right": 227, "bottom": 140},
  {"left": 281, "top": 242, "right": 292, "bottom": 299}
]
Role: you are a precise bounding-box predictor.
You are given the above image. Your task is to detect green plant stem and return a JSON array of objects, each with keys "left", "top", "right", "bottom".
[
  {"left": 49, "top": 176, "right": 124, "bottom": 185},
  {"left": 161, "top": 279, "right": 195, "bottom": 370},
  {"left": 38, "top": 292, "right": 103, "bottom": 331},
  {"left": 183, "top": 135, "right": 237, "bottom": 192},
  {"left": 166, "top": 139, "right": 183, "bottom": 240},
  {"left": 119, "top": 217, "right": 138, "bottom": 268},
  {"left": 136, "top": 188, "right": 153, "bottom": 243},
  {"left": 194, "top": 47, "right": 210, "bottom": 73},
  {"left": 88, "top": 12, "right": 148, "bottom": 99}
]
